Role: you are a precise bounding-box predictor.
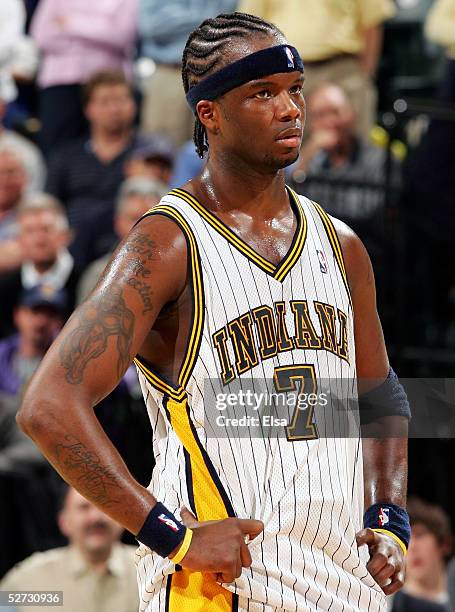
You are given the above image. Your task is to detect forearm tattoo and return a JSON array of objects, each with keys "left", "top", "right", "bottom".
[
  {"left": 59, "top": 285, "right": 135, "bottom": 384},
  {"left": 55, "top": 436, "right": 121, "bottom": 507}
]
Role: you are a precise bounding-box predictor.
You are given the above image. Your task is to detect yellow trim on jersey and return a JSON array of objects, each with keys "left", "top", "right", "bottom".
[
  {"left": 166, "top": 396, "right": 229, "bottom": 521},
  {"left": 133, "top": 204, "right": 204, "bottom": 400},
  {"left": 274, "top": 188, "right": 307, "bottom": 282},
  {"left": 165, "top": 395, "right": 235, "bottom": 611},
  {"left": 312, "top": 201, "right": 352, "bottom": 305},
  {"left": 134, "top": 358, "right": 186, "bottom": 401},
  {"left": 170, "top": 187, "right": 307, "bottom": 282},
  {"left": 373, "top": 529, "right": 407, "bottom": 556},
  {"left": 168, "top": 571, "right": 233, "bottom": 611}
]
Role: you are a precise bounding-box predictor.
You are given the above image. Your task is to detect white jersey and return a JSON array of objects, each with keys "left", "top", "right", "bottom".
[{"left": 134, "top": 187, "right": 385, "bottom": 612}]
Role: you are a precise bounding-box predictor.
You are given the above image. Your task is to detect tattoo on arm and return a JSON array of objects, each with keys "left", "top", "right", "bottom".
[
  {"left": 59, "top": 286, "right": 135, "bottom": 384},
  {"left": 125, "top": 256, "right": 154, "bottom": 314},
  {"left": 55, "top": 436, "right": 121, "bottom": 507}
]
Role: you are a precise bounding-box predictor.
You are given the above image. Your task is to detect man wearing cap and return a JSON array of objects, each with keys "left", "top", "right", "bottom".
[
  {"left": 124, "top": 136, "right": 175, "bottom": 186},
  {"left": 0, "top": 286, "right": 66, "bottom": 396}
]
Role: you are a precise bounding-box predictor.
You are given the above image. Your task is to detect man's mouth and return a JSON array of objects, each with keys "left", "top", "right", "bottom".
[{"left": 275, "top": 127, "right": 302, "bottom": 147}]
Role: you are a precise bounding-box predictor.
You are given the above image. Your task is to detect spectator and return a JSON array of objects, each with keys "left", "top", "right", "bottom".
[
  {"left": 238, "top": 0, "right": 395, "bottom": 137},
  {"left": 169, "top": 139, "right": 205, "bottom": 188},
  {"left": 289, "top": 83, "right": 400, "bottom": 266},
  {"left": 0, "top": 286, "right": 66, "bottom": 396},
  {"left": 0, "top": 147, "right": 27, "bottom": 243},
  {"left": 0, "top": 193, "right": 79, "bottom": 337},
  {"left": 30, "top": 0, "right": 138, "bottom": 155},
  {"left": 0, "top": 100, "right": 46, "bottom": 193},
  {"left": 124, "top": 135, "right": 175, "bottom": 185},
  {"left": 138, "top": 0, "right": 237, "bottom": 147},
  {"left": 77, "top": 177, "right": 167, "bottom": 303},
  {"left": 0, "top": 0, "right": 39, "bottom": 128},
  {"left": 391, "top": 497, "right": 452, "bottom": 611},
  {"left": 45, "top": 71, "right": 151, "bottom": 269},
  {"left": 0, "top": 485, "right": 139, "bottom": 612}
]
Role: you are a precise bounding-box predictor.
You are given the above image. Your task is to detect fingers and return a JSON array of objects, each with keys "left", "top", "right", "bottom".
[
  {"left": 240, "top": 539, "right": 252, "bottom": 568},
  {"left": 180, "top": 507, "right": 198, "bottom": 528},
  {"left": 356, "top": 528, "right": 378, "bottom": 548},
  {"left": 382, "top": 569, "right": 405, "bottom": 596},
  {"left": 238, "top": 518, "right": 264, "bottom": 539}
]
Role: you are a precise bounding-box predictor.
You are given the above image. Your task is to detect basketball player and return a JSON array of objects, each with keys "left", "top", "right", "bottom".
[{"left": 17, "top": 13, "right": 411, "bottom": 612}]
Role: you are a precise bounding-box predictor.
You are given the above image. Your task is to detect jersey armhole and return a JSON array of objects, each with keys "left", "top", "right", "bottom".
[{"left": 134, "top": 205, "right": 205, "bottom": 400}]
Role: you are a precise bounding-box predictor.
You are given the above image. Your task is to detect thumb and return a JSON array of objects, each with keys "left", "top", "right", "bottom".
[
  {"left": 356, "top": 528, "right": 377, "bottom": 548},
  {"left": 180, "top": 507, "right": 198, "bottom": 528},
  {"left": 238, "top": 519, "right": 264, "bottom": 539}
]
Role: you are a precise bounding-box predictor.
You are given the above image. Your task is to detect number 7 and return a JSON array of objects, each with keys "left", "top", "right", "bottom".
[{"left": 273, "top": 365, "right": 318, "bottom": 441}]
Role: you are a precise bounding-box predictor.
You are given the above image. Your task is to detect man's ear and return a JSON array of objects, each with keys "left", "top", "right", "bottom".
[{"left": 196, "top": 100, "right": 220, "bottom": 135}]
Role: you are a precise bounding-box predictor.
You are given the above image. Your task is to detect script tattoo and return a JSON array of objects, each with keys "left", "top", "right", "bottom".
[
  {"left": 55, "top": 436, "right": 121, "bottom": 507},
  {"left": 59, "top": 286, "right": 134, "bottom": 384},
  {"left": 125, "top": 232, "right": 156, "bottom": 260},
  {"left": 123, "top": 231, "right": 156, "bottom": 314}
]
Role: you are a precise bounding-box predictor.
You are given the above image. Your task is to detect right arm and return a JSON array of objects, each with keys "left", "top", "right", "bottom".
[
  {"left": 17, "top": 215, "right": 183, "bottom": 532},
  {"left": 17, "top": 215, "right": 262, "bottom": 576}
]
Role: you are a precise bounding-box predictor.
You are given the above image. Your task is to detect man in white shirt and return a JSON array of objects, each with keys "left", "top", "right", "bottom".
[{"left": 0, "top": 193, "right": 79, "bottom": 337}]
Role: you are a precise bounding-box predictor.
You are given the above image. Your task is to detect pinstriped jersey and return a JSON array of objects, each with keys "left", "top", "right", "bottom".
[{"left": 134, "top": 188, "right": 386, "bottom": 612}]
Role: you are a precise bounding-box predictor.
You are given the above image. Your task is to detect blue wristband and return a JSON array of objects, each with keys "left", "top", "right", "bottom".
[
  {"left": 136, "top": 503, "right": 186, "bottom": 558},
  {"left": 364, "top": 503, "right": 410, "bottom": 553}
]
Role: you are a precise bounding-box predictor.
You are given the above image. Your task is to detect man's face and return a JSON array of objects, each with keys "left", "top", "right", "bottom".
[
  {"left": 0, "top": 151, "right": 27, "bottom": 212},
  {"left": 307, "top": 86, "right": 355, "bottom": 151},
  {"left": 19, "top": 210, "right": 68, "bottom": 266},
  {"left": 124, "top": 157, "right": 172, "bottom": 185},
  {"left": 203, "top": 35, "right": 305, "bottom": 172},
  {"left": 58, "top": 489, "right": 122, "bottom": 556},
  {"left": 14, "top": 304, "right": 62, "bottom": 350},
  {"left": 85, "top": 84, "right": 136, "bottom": 134},
  {"left": 115, "top": 194, "right": 160, "bottom": 239},
  {"left": 406, "top": 523, "right": 446, "bottom": 582}
]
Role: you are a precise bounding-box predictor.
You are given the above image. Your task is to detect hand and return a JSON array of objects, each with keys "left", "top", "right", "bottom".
[
  {"left": 170, "top": 507, "right": 263, "bottom": 583},
  {"left": 356, "top": 528, "right": 406, "bottom": 595}
]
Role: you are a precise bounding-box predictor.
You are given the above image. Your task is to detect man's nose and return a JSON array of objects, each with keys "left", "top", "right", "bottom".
[{"left": 276, "top": 91, "right": 302, "bottom": 122}]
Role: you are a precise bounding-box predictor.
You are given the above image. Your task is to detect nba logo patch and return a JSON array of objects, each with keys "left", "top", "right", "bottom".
[
  {"left": 285, "top": 47, "right": 295, "bottom": 68},
  {"left": 378, "top": 507, "right": 390, "bottom": 526},
  {"left": 158, "top": 513, "right": 180, "bottom": 532},
  {"left": 317, "top": 249, "right": 328, "bottom": 274}
]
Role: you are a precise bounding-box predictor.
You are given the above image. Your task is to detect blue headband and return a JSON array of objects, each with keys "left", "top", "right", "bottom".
[{"left": 186, "top": 44, "right": 304, "bottom": 113}]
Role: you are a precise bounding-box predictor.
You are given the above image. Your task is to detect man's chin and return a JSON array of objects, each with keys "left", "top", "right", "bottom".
[{"left": 265, "top": 149, "right": 300, "bottom": 170}]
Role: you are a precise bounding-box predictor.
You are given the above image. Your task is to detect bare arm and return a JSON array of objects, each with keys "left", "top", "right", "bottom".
[
  {"left": 361, "top": 24, "right": 384, "bottom": 76},
  {"left": 17, "top": 215, "right": 187, "bottom": 533},
  {"left": 336, "top": 218, "right": 407, "bottom": 594},
  {"left": 17, "top": 213, "right": 263, "bottom": 575}
]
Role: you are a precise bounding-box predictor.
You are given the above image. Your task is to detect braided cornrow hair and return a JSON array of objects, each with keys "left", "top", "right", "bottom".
[{"left": 182, "top": 12, "right": 283, "bottom": 158}]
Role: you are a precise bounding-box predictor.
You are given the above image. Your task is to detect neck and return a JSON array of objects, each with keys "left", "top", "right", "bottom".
[
  {"left": 18, "top": 337, "right": 46, "bottom": 359},
  {"left": 32, "top": 258, "right": 57, "bottom": 275},
  {"left": 197, "top": 151, "right": 289, "bottom": 219},
  {"left": 405, "top": 567, "right": 447, "bottom": 601},
  {"left": 91, "top": 126, "right": 131, "bottom": 159},
  {"left": 82, "top": 547, "right": 112, "bottom": 574}
]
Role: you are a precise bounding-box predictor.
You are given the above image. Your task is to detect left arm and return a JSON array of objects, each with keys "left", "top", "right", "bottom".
[{"left": 336, "top": 218, "right": 408, "bottom": 595}]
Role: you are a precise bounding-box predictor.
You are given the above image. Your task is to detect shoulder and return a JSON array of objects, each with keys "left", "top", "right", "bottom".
[{"left": 0, "top": 548, "right": 70, "bottom": 587}]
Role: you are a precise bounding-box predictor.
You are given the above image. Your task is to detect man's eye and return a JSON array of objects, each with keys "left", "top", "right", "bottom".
[
  {"left": 254, "top": 90, "right": 272, "bottom": 99},
  {"left": 290, "top": 85, "right": 303, "bottom": 95}
]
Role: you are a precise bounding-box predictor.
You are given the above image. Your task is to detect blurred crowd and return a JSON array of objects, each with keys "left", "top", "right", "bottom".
[{"left": 0, "top": 0, "right": 455, "bottom": 609}]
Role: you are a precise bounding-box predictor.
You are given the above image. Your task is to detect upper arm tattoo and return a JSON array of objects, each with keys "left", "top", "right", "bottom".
[{"left": 59, "top": 285, "right": 135, "bottom": 384}]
